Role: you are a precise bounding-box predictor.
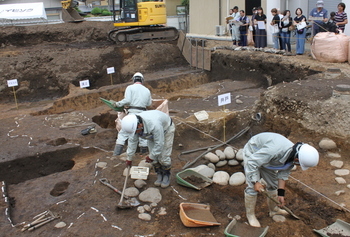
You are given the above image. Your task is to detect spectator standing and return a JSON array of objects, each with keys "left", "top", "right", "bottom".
[
  {"left": 254, "top": 7, "right": 267, "bottom": 49},
  {"left": 280, "top": 10, "right": 292, "bottom": 54},
  {"left": 294, "top": 8, "right": 307, "bottom": 55},
  {"left": 270, "top": 8, "right": 280, "bottom": 50},
  {"left": 335, "top": 3, "right": 348, "bottom": 33},
  {"left": 309, "top": 0, "right": 328, "bottom": 36},
  {"left": 226, "top": 8, "right": 234, "bottom": 35},
  {"left": 277, "top": 9, "right": 284, "bottom": 50},
  {"left": 251, "top": 7, "right": 258, "bottom": 46},
  {"left": 231, "top": 6, "right": 241, "bottom": 46},
  {"left": 238, "top": 10, "right": 249, "bottom": 46}
]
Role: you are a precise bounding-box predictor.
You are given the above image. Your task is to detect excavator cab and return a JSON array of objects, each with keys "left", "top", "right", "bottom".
[{"left": 108, "top": 0, "right": 178, "bottom": 42}]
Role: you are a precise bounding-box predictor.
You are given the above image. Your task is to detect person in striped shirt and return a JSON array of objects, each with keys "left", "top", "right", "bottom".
[{"left": 335, "top": 3, "right": 348, "bottom": 33}]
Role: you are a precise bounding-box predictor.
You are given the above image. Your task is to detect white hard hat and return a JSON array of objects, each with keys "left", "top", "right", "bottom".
[
  {"left": 298, "top": 144, "right": 319, "bottom": 170},
  {"left": 132, "top": 72, "right": 144, "bottom": 83},
  {"left": 121, "top": 114, "right": 138, "bottom": 135}
]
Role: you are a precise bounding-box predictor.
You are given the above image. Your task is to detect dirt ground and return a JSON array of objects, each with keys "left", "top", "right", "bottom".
[{"left": 1, "top": 21, "right": 350, "bottom": 237}]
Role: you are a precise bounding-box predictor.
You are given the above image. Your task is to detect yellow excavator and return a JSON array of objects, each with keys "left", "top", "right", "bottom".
[
  {"left": 61, "top": 0, "right": 85, "bottom": 22},
  {"left": 108, "top": 0, "right": 178, "bottom": 42}
]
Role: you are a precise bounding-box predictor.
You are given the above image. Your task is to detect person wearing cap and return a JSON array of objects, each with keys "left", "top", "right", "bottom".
[
  {"left": 111, "top": 72, "right": 152, "bottom": 156},
  {"left": 243, "top": 132, "right": 319, "bottom": 227},
  {"left": 309, "top": 0, "right": 328, "bottom": 36},
  {"left": 121, "top": 110, "right": 175, "bottom": 188},
  {"left": 231, "top": 6, "right": 241, "bottom": 46}
]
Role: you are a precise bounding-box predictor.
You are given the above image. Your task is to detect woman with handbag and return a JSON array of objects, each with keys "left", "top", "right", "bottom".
[
  {"left": 294, "top": 8, "right": 307, "bottom": 55},
  {"left": 280, "top": 10, "right": 293, "bottom": 54}
]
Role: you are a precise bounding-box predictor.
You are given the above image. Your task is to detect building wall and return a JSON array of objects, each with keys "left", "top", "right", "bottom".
[
  {"left": 165, "top": 0, "right": 182, "bottom": 16},
  {"left": 0, "top": 0, "right": 61, "bottom": 8}
]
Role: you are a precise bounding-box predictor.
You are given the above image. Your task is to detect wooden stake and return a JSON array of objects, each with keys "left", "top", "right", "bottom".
[
  {"left": 110, "top": 74, "right": 113, "bottom": 85},
  {"left": 12, "top": 86, "right": 18, "bottom": 110}
]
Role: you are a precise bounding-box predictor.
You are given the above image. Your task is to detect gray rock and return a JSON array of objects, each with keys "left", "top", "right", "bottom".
[
  {"left": 236, "top": 99, "right": 243, "bottom": 104},
  {"left": 347, "top": 184, "right": 350, "bottom": 189},
  {"left": 229, "top": 172, "right": 246, "bottom": 186},
  {"left": 335, "top": 169, "right": 350, "bottom": 176},
  {"left": 143, "top": 204, "right": 151, "bottom": 212},
  {"left": 335, "top": 177, "right": 346, "bottom": 184},
  {"left": 327, "top": 152, "right": 341, "bottom": 159},
  {"left": 137, "top": 206, "right": 145, "bottom": 213},
  {"left": 335, "top": 190, "right": 345, "bottom": 196},
  {"left": 207, "top": 163, "right": 216, "bottom": 170},
  {"left": 215, "top": 150, "right": 226, "bottom": 160},
  {"left": 138, "top": 160, "right": 153, "bottom": 169},
  {"left": 212, "top": 171, "right": 230, "bottom": 185},
  {"left": 158, "top": 207, "right": 167, "bottom": 215},
  {"left": 96, "top": 162, "right": 107, "bottom": 169},
  {"left": 191, "top": 165, "right": 215, "bottom": 178},
  {"left": 123, "top": 168, "right": 129, "bottom": 177},
  {"left": 330, "top": 160, "right": 344, "bottom": 169},
  {"left": 204, "top": 152, "right": 220, "bottom": 163},
  {"left": 235, "top": 149, "right": 244, "bottom": 161},
  {"left": 224, "top": 147, "right": 236, "bottom": 159},
  {"left": 150, "top": 202, "right": 158, "bottom": 208},
  {"left": 319, "top": 138, "right": 337, "bottom": 150},
  {"left": 134, "top": 179, "right": 147, "bottom": 189},
  {"left": 138, "top": 213, "right": 151, "bottom": 221},
  {"left": 124, "top": 187, "right": 139, "bottom": 197},
  {"left": 228, "top": 159, "right": 239, "bottom": 166},
  {"left": 139, "top": 187, "right": 162, "bottom": 203},
  {"left": 272, "top": 215, "right": 286, "bottom": 222},
  {"left": 216, "top": 160, "right": 228, "bottom": 167}
]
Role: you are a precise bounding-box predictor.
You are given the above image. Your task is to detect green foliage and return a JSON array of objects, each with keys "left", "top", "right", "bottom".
[
  {"left": 181, "top": 0, "right": 189, "bottom": 7},
  {"left": 91, "top": 7, "right": 102, "bottom": 15},
  {"left": 101, "top": 9, "right": 112, "bottom": 16}
]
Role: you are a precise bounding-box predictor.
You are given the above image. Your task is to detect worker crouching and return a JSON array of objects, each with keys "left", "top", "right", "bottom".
[
  {"left": 243, "top": 132, "right": 319, "bottom": 227},
  {"left": 121, "top": 110, "right": 175, "bottom": 188}
]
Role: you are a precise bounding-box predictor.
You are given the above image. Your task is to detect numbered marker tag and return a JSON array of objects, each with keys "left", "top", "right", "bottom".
[
  {"left": 107, "top": 67, "right": 115, "bottom": 74},
  {"left": 80, "top": 80, "right": 90, "bottom": 88},
  {"left": 218, "top": 93, "right": 231, "bottom": 106},
  {"left": 7, "top": 79, "right": 18, "bottom": 87}
]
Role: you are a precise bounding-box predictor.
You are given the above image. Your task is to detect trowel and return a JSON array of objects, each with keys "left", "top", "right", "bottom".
[{"left": 261, "top": 189, "right": 300, "bottom": 220}]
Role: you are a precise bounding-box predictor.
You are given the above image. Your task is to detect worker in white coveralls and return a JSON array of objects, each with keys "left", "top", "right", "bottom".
[
  {"left": 121, "top": 110, "right": 175, "bottom": 188},
  {"left": 243, "top": 132, "right": 319, "bottom": 227},
  {"left": 112, "top": 72, "right": 152, "bottom": 156}
]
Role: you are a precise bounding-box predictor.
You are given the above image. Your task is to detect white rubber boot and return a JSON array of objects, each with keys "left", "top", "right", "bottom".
[
  {"left": 154, "top": 167, "right": 163, "bottom": 187},
  {"left": 244, "top": 193, "right": 261, "bottom": 227},
  {"left": 267, "top": 190, "right": 288, "bottom": 217}
]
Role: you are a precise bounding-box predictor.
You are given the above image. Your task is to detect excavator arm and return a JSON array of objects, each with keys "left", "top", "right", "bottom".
[{"left": 61, "top": 0, "right": 85, "bottom": 22}]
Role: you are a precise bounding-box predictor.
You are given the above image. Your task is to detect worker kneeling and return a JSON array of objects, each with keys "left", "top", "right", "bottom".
[
  {"left": 121, "top": 110, "right": 175, "bottom": 188},
  {"left": 243, "top": 132, "right": 319, "bottom": 227}
]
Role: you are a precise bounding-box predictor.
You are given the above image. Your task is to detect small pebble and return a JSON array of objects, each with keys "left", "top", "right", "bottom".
[
  {"left": 55, "top": 222, "right": 67, "bottom": 228},
  {"left": 138, "top": 213, "right": 151, "bottom": 221},
  {"left": 144, "top": 204, "right": 151, "bottom": 212},
  {"left": 134, "top": 179, "right": 147, "bottom": 189},
  {"left": 335, "top": 177, "right": 346, "bottom": 184},
  {"left": 150, "top": 202, "right": 158, "bottom": 208},
  {"left": 335, "top": 190, "right": 345, "bottom": 196},
  {"left": 96, "top": 162, "right": 107, "bottom": 169},
  {"left": 272, "top": 215, "right": 286, "bottom": 222},
  {"left": 158, "top": 207, "right": 167, "bottom": 215},
  {"left": 137, "top": 206, "right": 145, "bottom": 213},
  {"left": 330, "top": 160, "right": 344, "bottom": 169},
  {"left": 335, "top": 169, "right": 350, "bottom": 176}
]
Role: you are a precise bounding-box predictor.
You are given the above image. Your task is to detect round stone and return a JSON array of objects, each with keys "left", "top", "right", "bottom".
[
  {"left": 143, "top": 204, "right": 151, "bottom": 212},
  {"left": 335, "top": 169, "right": 350, "bottom": 176},
  {"left": 330, "top": 160, "right": 344, "bottom": 169},
  {"left": 228, "top": 159, "right": 239, "bottom": 166},
  {"left": 215, "top": 150, "right": 226, "bottom": 160},
  {"left": 139, "top": 187, "right": 162, "bottom": 203},
  {"left": 272, "top": 215, "right": 286, "bottom": 222},
  {"left": 204, "top": 152, "right": 220, "bottom": 163},
  {"left": 137, "top": 206, "right": 145, "bottom": 213},
  {"left": 319, "top": 138, "right": 337, "bottom": 150},
  {"left": 134, "top": 179, "right": 147, "bottom": 189},
  {"left": 212, "top": 171, "right": 230, "bottom": 185},
  {"left": 216, "top": 160, "right": 228, "bottom": 167},
  {"left": 224, "top": 147, "right": 236, "bottom": 159},
  {"left": 229, "top": 172, "right": 246, "bottom": 186},
  {"left": 96, "top": 162, "right": 107, "bottom": 169},
  {"left": 158, "top": 207, "right": 167, "bottom": 215},
  {"left": 124, "top": 187, "right": 139, "bottom": 197},
  {"left": 235, "top": 149, "right": 244, "bottom": 161},
  {"left": 55, "top": 222, "right": 67, "bottom": 228},
  {"left": 207, "top": 163, "right": 216, "bottom": 170},
  {"left": 335, "top": 177, "right": 346, "bottom": 184}
]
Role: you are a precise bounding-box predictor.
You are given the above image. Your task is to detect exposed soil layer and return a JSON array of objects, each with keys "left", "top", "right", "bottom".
[{"left": 0, "top": 21, "right": 350, "bottom": 237}]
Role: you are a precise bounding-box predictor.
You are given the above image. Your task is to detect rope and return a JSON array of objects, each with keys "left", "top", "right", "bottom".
[{"left": 289, "top": 175, "right": 350, "bottom": 213}]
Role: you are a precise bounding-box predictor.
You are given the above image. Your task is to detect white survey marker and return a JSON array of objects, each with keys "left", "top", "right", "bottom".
[
  {"left": 80, "top": 80, "right": 90, "bottom": 88},
  {"left": 7, "top": 79, "right": 18, "bottom": 87},
  {"left": 107, "top": 67, "right": 115, "bottom": 74},
  {"left": 218, "top": 93, "right": 231, "bottom": 106}
]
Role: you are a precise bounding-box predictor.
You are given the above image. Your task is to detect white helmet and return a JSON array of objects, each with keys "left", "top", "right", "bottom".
[
  {"left": 298, "top": 144, "right": 319, "bottom": 170},
  {"left": 132, "top": 72, "right": 144, "bottom": 83},
  {"left": 121, "top": 114, "right": 138, "bottom": 135}
]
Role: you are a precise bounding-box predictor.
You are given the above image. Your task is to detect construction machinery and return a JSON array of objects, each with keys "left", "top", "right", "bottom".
[
  {"left": 108, "top": 0, "right": 178, "bottom": 42},
  {"left": 61, "top": 0, "right": 85, "bottom": 22}
]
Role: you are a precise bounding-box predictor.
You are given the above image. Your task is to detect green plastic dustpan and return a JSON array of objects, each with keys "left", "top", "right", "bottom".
[
  {"left": 314, "top": 219, "right": 350, "bottom": 237},
  {"left": 176, "top": 169, "right": 213, "bottom": 190},
  {"left": 99, "top": 97, "right": 124, "bottom": 111},
  {"left": 224, "top": 219, "right": 269, "bottom": 237}
]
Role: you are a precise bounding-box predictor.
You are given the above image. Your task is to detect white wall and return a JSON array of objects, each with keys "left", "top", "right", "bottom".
[
  {"left": 342, "top": 0, "right": 350, "bottom": 35},
  {"left": 266, "top": 0, "right": 282, "bottom": 45}
]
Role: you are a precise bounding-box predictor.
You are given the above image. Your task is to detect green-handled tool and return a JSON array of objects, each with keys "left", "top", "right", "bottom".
[{"left": 99, "top": 97, "right": 124, "bottom": 111}]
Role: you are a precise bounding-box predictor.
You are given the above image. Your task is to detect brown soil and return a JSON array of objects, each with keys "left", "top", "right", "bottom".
[{"left": 0, "top": 21, "right": 350, "bottom": 237}]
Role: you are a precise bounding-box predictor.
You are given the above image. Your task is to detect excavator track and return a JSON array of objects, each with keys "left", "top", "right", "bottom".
[{"left": 108, "top": 26, "right": 178, "bottom": 43}]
